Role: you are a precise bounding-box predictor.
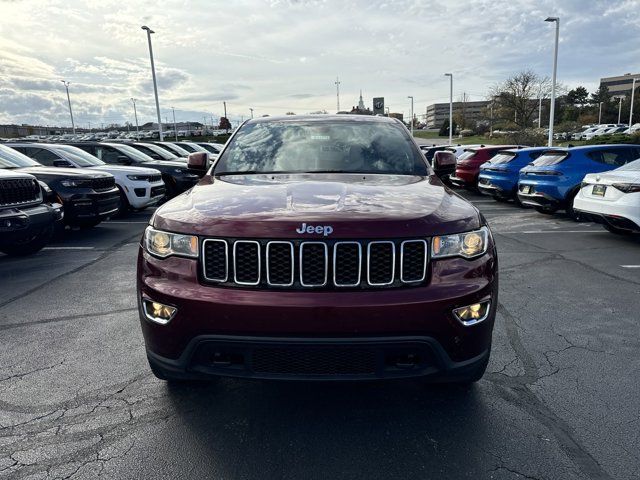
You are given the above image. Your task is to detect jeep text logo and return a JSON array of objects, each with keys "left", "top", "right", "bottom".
[{"left": 295, "top": 223, "right": 334, "bottom": 236}]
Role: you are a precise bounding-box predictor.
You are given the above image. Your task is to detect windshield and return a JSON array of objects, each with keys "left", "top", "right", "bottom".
[
  {"left": 457, "top": 150, "right": 477, "bottom": 161},
  {"left": 531, "top": 152, "right": 568, "bottom": 166},
  {"left": 134, "top": 143, "right": 178, "bottom": 160},
  {"left": 214, "top": 120, "right": 428, "bottom": 175},
  {"left": 0, "top": 144, "right": 40, "bottom": 168},
  {"left": 615, "top": 159, "right": 640, "bottom": 171},
  {"left": 489, "top": 152, "right": 517, "bottom": 165},
  {"left": 159, "top": 143, "right": 190, "bottom": 156},
  {"left": 54, "top": 145, "right": 104, "bottom": 166},
  {"left": 108, "top": 144, "right": 155, "bottom": 162}
]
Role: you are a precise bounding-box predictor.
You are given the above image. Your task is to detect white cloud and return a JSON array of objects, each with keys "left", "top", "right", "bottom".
[{"left": 0, "top": 0, "right": 639, "bottom": 127}]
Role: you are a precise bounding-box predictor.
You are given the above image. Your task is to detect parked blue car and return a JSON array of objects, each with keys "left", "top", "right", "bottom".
[
  {"left": 478, "top": 147, "right": 548, "bottom": 205},
  {"left": 517, "top": 144, "right": 640, "bottom": 220}
]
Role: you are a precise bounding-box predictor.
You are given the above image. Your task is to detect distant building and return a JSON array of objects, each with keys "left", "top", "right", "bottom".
[
  {"left": 599, "top": 73, "right": 640, "bottom": 98},
  {"left": 425, "top": 100, "right": 490, "bottom": 128},
  {"left": 348, "top": 90, "right": 373, "bottom": 115}
]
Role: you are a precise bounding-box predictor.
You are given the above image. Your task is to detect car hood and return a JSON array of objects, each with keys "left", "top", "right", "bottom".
[
  {"left": 153, "top": 173, "right": 481, "bottom": 238},
  {"left": 86, "top": 165, "right": 160, "bottom": 175},
  {"left": 16, "top": 166, "right": 113, "bottom": 179},
  {"left": 143, "top": 159, "right": 187, "bottom": 168}
]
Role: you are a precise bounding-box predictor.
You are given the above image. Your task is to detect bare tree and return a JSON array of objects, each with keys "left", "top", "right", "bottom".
[{"left": 489, "top": 70, "right": 554, "bottom": 129}]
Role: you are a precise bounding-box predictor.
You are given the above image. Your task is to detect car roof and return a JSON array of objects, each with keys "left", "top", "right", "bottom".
[
  {"left": 544, "top": 144, "right": 640, "bottom": 152},
  {"left": 246, "top": 114, "right": 402, "bottom": 125}
]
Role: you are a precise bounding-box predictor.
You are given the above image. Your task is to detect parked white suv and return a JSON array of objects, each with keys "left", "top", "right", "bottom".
[{"left": 8, "top": 143, "right": 165, "bottom": 214}]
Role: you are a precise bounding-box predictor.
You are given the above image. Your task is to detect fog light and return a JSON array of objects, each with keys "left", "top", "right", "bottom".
[
  {"left": 453, "top": 301, "right": 491, "bottom": 326},
  {"left": 142, "top": 298, "right": 177, "bottom": 325}
]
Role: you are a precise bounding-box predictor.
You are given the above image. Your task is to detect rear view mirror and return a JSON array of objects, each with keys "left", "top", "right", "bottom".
[
  {"left": 432, "top": 151, "right": 456, "bottom": 179},
  {"left": 53, "top": 160, "right": 73, "bottom": 168},
  {"left": 187, "top": 152, "right": 209, "bottom": 172}
]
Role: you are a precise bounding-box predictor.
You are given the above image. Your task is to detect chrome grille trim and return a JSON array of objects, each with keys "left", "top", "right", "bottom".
[
  {"left": 333, "top": 241, "right": 362, "bottom": 287},
  {"left": 299, "top": 241, "right": 328, "bottom": 287},
  {"left": 266, "top": 241, "right": 295, "bottom": 287},
  {"left": 202, "top": 239, "right": 228, "bottom": 282},
  {"left": 400, "top": 239, "right": 428, "bottom": 283},
  {"left": 233, "top": 240, "right": 261, "bottom": 286},
  {"left": 367, "top": 241, "right": 395, "bottom": 286}
]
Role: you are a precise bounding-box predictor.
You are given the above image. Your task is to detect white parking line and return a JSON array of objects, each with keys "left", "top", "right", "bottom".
[
  {"left": 620, "top": 265, "right": 640, "bottom": 269},
  {"left": 43, "top": 246, "right": 95, "bottom": 250},
  {"left": 106, "top": 221, "right": 150, "bottom": 224}
]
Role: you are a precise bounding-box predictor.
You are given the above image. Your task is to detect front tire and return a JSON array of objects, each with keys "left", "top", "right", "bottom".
[
  {"left": 116, "top": 187, "right": 130, "bottom": 217},
  {"left": 0, "top": 225, "right": 54, "bottom": 256}
]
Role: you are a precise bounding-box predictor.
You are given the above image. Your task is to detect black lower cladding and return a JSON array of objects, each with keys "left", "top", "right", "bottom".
[{"left": 186, "top": 338, "right": 440, "bottom": 380}]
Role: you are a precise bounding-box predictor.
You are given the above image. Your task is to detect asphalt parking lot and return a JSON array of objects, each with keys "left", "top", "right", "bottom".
[{"left": 1, "top": 193, "right": 639, "bottom": 480}]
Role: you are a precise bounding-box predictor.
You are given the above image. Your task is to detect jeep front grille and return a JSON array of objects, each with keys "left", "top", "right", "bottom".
[
  {"left": 202, "top": 238, "right": 428, "bottom": 290},
  {"left": 0, "top": 178, "right": 41, "bottom": 207}
]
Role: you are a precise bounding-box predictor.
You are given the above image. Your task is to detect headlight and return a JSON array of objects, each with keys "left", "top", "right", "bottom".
[
  {"left": 144, "top": 227, "right": 198, "bottom": 258},
  {"left": 432, "top": 227, "right": 490, "bottom": 259},
  {"left": 127, "top": 174, "right": 149, "bottom": 181},
  {"left": 60, "top": 179, "right": 91, "bottom": 188}
]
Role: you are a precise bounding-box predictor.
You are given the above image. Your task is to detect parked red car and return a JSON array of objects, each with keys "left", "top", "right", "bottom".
[
  {"left": 449, "top": 145, "right": 520, "bottom": 189},
  {"left": 137, "top": 115, "right": 498, "bottom": 384}
]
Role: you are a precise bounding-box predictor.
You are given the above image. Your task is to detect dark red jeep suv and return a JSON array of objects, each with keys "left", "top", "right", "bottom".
[{"left": 137, "top": 115, "right": 498, "bottom": 383}]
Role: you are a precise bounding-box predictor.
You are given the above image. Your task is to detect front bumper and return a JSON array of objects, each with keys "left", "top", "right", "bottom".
[
  {"left": 146, "top": 334, "right": 491, "bottom": 381},
  {"left": 62, "top": 187, "right": 120, "bottom": 223},
  {"left": 137, "top": 246, "right": 498, "bottom": 380},
  {"left": 125, "top": 181, "right": 166, "bottom": 209},
  {"left": 0, "top": 202, "right": 63, "bottom": 244}
]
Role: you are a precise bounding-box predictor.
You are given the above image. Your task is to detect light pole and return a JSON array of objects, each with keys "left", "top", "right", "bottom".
[
  {"left": 444, "top": 73, "right": 453, "bottom": 145},
  {"left": 598, "top": 102, "right": 603, "bottom": 123},
  {"left": 545, "top": 16, "right": 559, "bottom": 147},
  {"left": 335, "top": 76, "right": 341, "bottom": 112},
  {"left": 629, "top": 77, "right": 637, "bottom": 130},
  {"left": 60, "top": 80, "right": 75, "bottom": 135},
  {"left": 250, "top": 108, "right": 254, "bottom": 119},
  {"left": 385, "top": 106, "right": 390, "bottom": 116},
  {"left": 617, "top": 96, "right": 624, "bottom": 124},
  {"left": 538, "top": 85, "right": 543, "bottom": 128},
  {"left": 171, "top": 107, "right": 178, "bottom": 141},
  {"left": 407, "top": 96, "right": 414, "bottom": 136},
  {"left": 142, "top": 26, "right": 163, "bottom": 141},
  {"left": 131, "top": 98, "right": 140, "bottom": 140}
]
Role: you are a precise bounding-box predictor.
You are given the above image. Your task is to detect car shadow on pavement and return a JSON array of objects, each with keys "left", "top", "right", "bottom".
[{"left": 162, "top": 378, "right": 493, "bottom": 478}]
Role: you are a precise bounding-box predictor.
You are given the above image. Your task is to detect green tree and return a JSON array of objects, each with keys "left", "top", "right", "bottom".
[
  {"left": 566, "top": 86, "right": 589, "bottom": 106},
  {"left": 439, "top": 119, "right": 457, "bottom": 137},
  {"left": 218, "top": 117, "right": 232, "bottom": 131}
]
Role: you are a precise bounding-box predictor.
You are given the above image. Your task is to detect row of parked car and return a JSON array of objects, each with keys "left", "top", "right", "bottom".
[
  {"left": 0, "top": 140, "right": 224, "bottom": 256},
  {"left": 421, "top": 142, "right": 640, "bottom": 236}
]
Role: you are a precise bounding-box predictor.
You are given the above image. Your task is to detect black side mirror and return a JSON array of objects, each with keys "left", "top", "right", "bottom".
[
  {"left": 53, "top": 160, "right": 73, "bottom": 168},
  {"left": 187, "top": 152, "right": 209, "bottom": 172},
  {"left": 117, "top": 155, "right": 132, "bottom": 165},
  {"left": 432, "top": 151, "right": 457, "bottom": 179}
]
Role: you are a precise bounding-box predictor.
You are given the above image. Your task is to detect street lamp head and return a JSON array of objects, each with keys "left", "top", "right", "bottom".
[
  {"left": 141, "top": 26, "right": 155, "bottom": 34},
  {"left": 444, "top": 73, "right": 452, "bottom": 77},
  {"left": 545, "top": 16, "right": 559, "bottom": 22}
]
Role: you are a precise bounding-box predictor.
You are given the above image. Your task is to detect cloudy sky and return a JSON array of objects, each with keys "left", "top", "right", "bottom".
[{"left": 1, "top": 0, "right": 639, "bottom": 128}]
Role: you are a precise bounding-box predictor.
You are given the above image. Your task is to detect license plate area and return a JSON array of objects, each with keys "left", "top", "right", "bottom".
[
  {"left": 521, "top": 185, "right": 532, "bottom": 194},
  {"left": 592, "top": 185, "right": 606, "bottom": 197}
]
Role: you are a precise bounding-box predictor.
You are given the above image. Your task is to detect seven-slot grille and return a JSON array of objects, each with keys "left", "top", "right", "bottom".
[
  {"left": 202, "top": 238, "right": 428, "bottom": 290},
  {"left": 0, "top": 178, "right": 41, "bottom": 207},
  {"left": 148, "top": 174, "right": 162, "bottom": 183}
]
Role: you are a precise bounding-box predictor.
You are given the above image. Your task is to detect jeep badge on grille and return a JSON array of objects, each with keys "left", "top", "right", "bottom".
[{"left": 295, "top": 223, "right": 334, "bottom": 236}]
